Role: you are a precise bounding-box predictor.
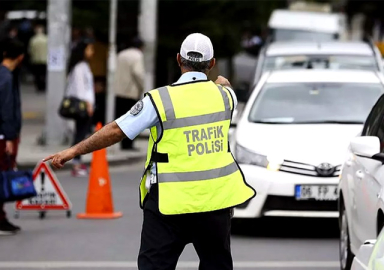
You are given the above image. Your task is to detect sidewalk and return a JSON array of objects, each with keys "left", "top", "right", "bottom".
[{"left": 18, "top": 83, "right": 148, "bottom": 170}]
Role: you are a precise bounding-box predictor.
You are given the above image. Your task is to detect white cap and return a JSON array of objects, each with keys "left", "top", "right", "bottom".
[{"left": 180, "top": 33, "right": 214, "bottom": 62}]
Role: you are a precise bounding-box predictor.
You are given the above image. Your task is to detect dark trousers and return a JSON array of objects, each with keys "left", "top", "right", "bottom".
[
  {"left": 138, "top": 185, "right": 233, "bottom": 270},
  {"left": 73, "top": 116, "right": 92, "bottom": 162},
  {"left": 0, "top": 138, "right": 20, "bottom": 221},
  {"left": 32, "top": 64, "right": 46, "bottom": 92},
  {"left": 115, "top": 96, "right": 137, "bottom": 149}
]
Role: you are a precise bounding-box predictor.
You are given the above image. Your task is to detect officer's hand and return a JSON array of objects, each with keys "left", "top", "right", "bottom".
[
  {"left": 215, "top": 76, "right": 232, "bottom": 88},
  {"left": 43, "top": 148, "right": 77, "bottom": 169}
]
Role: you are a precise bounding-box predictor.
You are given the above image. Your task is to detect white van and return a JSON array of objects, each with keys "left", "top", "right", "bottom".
[{"left": 268, "top": 9, "right": 346, "bottom": 42}]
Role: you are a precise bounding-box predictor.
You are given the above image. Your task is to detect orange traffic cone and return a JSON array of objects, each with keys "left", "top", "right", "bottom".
[{"left": 77, "top": 122, "right": 123, "bottom": 219}]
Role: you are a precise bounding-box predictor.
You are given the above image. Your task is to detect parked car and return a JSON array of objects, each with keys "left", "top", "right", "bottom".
[
  {"left": 350, "top": 226, "right": 384, "bottom": 270},
  {"left": 248, "top": 41, "right": 384, "bottom": 96},
  {"left": 231, "top": 69, "right": 384, "bottom": 221},
  {"left": 339, "top": 90, "right": 384, "bottom": 270}
]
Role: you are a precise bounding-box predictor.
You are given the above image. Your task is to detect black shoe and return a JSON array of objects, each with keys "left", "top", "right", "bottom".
[{"left": 0, "top": 219, "right": 21, "bottom": 235}]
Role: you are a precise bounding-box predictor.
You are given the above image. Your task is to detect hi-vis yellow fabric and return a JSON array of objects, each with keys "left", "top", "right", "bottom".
[{"left": 140, "top": 80, "right": 256, "bottom": 215}]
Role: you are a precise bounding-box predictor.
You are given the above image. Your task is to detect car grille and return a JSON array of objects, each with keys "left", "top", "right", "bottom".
[
  {"left": 280, "top": 160, "right": 341, "bottom": 177},
  {"left": 263, "top": 195, "right": 337, "bottom": 212}
]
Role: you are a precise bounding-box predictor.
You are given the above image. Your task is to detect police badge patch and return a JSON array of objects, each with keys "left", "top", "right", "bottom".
[{"left": 129, "top": 100, "right": 144, "bottom": 116}]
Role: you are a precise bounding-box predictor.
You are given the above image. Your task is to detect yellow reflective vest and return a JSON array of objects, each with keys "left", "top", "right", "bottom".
[{"left": 140, "top": 80, "right": 256, "bottom": 215}]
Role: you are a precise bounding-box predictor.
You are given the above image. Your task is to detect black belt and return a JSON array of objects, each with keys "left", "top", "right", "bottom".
[{"left": 151, "top": 152, "right": 169, "bottom": 163}]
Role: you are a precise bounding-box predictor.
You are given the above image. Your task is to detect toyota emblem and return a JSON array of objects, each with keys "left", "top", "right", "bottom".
[{"left": 316, "top": 163, "right": 335, "bottom": 177}]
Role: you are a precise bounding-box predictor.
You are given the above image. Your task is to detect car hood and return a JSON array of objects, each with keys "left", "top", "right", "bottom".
[{"left": 235, "top": 122, "right": 363, "bottom": 166}]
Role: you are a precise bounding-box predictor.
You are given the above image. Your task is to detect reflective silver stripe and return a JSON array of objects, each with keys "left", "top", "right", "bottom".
[
  {"left": 217, "top": 85, "right": 231, "bottom": 111},
  {"left": 158, "top": 86, "right": 175, "bottom": 120},
  {"left": 159, "top": 85, "right": 231, "bottom": 130},
  {"left": 159, "top": 162, "right": 238, "bottom": 182},
  {"left": 163, "top": 111, "right": 231, "bottom": 130}
]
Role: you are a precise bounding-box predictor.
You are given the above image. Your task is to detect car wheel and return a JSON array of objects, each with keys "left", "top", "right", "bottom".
[{"left": 340, "top": 203, "right": 354, "bottom": 270}]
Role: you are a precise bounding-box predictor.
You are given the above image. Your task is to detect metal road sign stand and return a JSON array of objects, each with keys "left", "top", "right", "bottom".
[{"left": 14, "top": 162, "right": 73, "bottom": 220}]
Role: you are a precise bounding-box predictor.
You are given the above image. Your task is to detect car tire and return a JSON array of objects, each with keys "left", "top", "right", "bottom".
[{"left": 340, "top": 203, "right": 354, "bottom": 270}]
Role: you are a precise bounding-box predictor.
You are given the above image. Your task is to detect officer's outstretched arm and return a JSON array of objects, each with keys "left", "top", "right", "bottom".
[
  {"left": 43, "top": 121, "right": 125, "bottom": 169},
  {"left": 72, "top": 121, "right": 125, "bottom": 156}
]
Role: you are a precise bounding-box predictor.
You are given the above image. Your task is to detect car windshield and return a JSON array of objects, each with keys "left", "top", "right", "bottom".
[
  {"left": 249, "top": 83, "right": 383, "bottom": 124},
  {"left": 273, "top": 29, "right": 336, "bottom": 42},
  {"left": 263, "top": 55, "right": 378, "bottom": 73}
]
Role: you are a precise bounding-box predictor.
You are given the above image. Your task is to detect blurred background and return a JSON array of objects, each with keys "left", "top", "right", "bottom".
[
  {"left": 0, "top": 0, "right": 290, "bottom": 88},
  {"left": 1, "top": 1, "right": 384, "bottom": 93},
  {"left": 2, "top": 0, "right": 384, "bottom": 86}
]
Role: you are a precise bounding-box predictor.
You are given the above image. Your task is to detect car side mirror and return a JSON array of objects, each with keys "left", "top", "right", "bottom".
[{"left": 350, "top": 136, "right": 384, "bottom": 163}]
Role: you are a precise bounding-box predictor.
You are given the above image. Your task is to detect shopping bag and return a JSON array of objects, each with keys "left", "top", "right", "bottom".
[{"left": 0, "top": 170, "right": 37, "bottom": 202}]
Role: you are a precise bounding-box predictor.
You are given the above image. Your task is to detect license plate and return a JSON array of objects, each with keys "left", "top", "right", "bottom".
[{"left": 295, "top": 185, "right": 338, "bottom": 201}]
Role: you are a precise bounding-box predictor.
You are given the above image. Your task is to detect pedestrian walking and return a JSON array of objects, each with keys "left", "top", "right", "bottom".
[
  {"left": 28, "top": 25, "right": 48, "bottom": 92},
  {"left": 65, "top": 40, "right": 95, "bottom": 177},
  {"left": 0, "top": 39, "right": 25, "bottom": 235},
  {"left": 114, "top": 37, "right": 145, "bottom": 150},
  {"left": 44, "top": 33, "right": 256, "bottom": 269}
]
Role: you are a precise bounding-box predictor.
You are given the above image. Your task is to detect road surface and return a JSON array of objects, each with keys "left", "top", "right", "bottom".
[{"left": 0, "top": 161, "right": 340, "bottom": 270}]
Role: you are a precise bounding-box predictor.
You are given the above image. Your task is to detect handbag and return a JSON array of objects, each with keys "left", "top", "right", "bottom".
[
  {"left": 58, "top": 96, "right": 88, "bottom": 120},
  {"left": 0, "top": 169, "right": 37, "bottom": 203}
]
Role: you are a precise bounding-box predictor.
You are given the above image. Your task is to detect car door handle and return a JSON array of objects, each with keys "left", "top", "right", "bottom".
[{"left": 356, "top": 170, "right": 365, "bottom": 179}]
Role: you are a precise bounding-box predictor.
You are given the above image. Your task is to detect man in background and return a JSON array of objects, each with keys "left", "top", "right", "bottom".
[
  {"left": 114, "top": 37, "right": 145, "bottom": 150},
  {"left": 0, "top": 39, "right": 24, "bottom": 235},
  {"left": 29, "top": 25, "right": 47, "bottom": 93}
]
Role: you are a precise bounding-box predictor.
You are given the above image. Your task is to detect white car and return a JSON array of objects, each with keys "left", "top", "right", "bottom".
[
  {"left": 250, "top": 41, "right": 384, "bottom": 90},
  {"left": 232, "top": 69, "right": 384, "bottom": 220},
  {"left": 351, "top": 227, "right": 384, "bottom": 270},
  {"left": 339, "top": 92, "right": 384, "bottom": 270}
]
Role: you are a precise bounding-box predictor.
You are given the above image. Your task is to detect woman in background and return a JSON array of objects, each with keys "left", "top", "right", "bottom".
[{"left": 66, "top": 40, "right": 95, "bottom": 177}]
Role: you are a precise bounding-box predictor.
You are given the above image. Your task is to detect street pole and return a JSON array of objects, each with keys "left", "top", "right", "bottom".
[
  {"left": 106, "top": 0, "right": 118, "bottom": 154},
  {"left": 106, "top": 0, "right": 118, "bottom": 125},
  {"left": 44, "top": 0, "right": 71, "bottom": 146},
  {"left": 139, "top": 0, "right": 158, "bottom": 91}
]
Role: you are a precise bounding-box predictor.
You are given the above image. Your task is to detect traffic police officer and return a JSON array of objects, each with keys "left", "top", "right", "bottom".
[{"left": 44, "top": 33, "right": 256, "bottom": 270}]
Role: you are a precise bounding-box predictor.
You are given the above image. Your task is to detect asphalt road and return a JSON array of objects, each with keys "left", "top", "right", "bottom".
[{"left": 0, "top": 161, "right": 340, "bottom": 270}]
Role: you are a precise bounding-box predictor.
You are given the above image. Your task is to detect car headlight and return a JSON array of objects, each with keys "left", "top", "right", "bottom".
[
  {"left": 235, "top": 144, "right": 267, "bottom": 166},
  {"left": 235, "top": 144, "right": 283, "bottom": 171}
]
